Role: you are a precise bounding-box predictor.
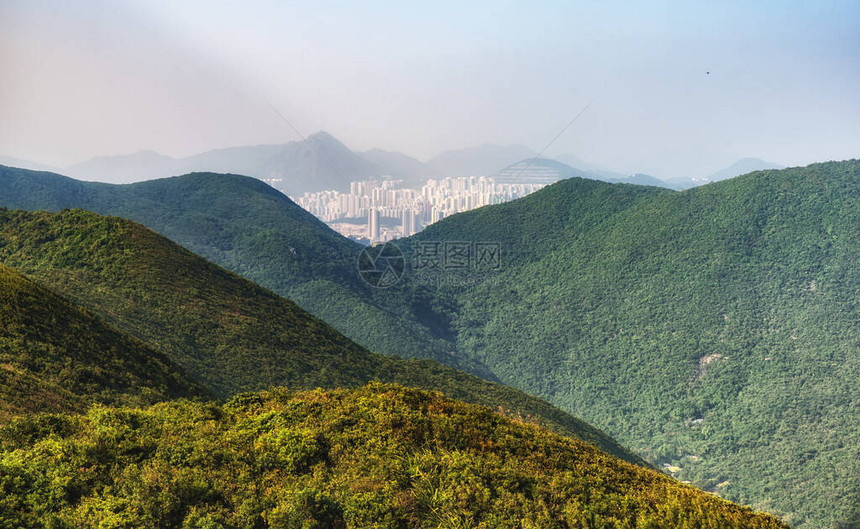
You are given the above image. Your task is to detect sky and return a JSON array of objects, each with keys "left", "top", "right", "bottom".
[{"left": 1, "top": 0, "right": 858, "bottom": 178}]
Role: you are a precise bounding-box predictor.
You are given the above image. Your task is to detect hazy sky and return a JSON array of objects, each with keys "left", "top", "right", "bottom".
[{"left": 1, "top": 0, "right": 858, "bottom": 178}]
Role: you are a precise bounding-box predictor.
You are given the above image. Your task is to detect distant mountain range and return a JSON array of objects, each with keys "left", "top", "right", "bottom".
[
  {"left": 494, "top": 158, "right": 591, "bottom": 184},
  {"left": 0, "top": 155, "right": 58, "bottom": 173},
  {"left": 356, "top": 147, "right": 434, "bottom": 187},
  {"left": 60, "top": 137, "right": 554, "bottom": 192},
  {"left": 667, "top": 157, "right": 785, "bottom": 189},
  {"left": 706, "top": 157, "right": 785, "bottom": 182},
  {"left": 495, "top": 158, "right": 675, "bottom": 188},
  {"left": 65, "top": 131, "right": 377, "bottom": 195},
  {"left": 426, "top": 143, "right": 538, "bottom": 177},
  {"left": 8, "top": 132, "right": 779, "bottom": 194}
]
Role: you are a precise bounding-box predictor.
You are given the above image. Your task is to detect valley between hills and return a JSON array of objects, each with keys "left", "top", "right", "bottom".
[{"left": 0, "top": 160, "right": 858, "bottom": 527}]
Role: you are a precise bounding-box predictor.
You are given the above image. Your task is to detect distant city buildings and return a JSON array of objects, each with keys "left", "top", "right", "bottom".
[
  {"left": 368, "top": 207, "right": 380, "bottom": 242},
  {"left": 294, "top": 176, "right": 546, "bottom": 243}
]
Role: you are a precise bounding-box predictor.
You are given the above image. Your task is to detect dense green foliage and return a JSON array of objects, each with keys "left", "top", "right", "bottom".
[
  {"left": 0, "top": 208, "right": 643, "bottom": 466},
  {"left": 0, "top": 263, "right": 210, "bottom": 420},
  {"left": 0, "top": 383, "right": 788, "bottom": 528},
  {"left": 5, "top": 161, "right": 860, "bottom": 526},
  {"left": 0, "top": 208, "right": 373, "bottom": 399},
  {"left": 0, "top": 167, "right": 489, "bottom": 378},
  {"left": 405, "top": 160, "right": 860, "bottom": 528}
]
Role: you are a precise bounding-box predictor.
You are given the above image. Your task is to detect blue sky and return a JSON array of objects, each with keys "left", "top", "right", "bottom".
[{"left": 1, "top": 0, "right": 858, "bottom": 177}]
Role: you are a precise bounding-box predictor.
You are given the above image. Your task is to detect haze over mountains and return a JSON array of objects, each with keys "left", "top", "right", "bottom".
[
  {"left": 494, "top": 157, "right": 672, "bottom": 188},
  {"left": 61, "top": 133, "right": 643, "bottom": 192},
  {"left": 5, "top": 131, "right": 787, "bottom": 195},
  {"left": 704, "top": 157, "right": 786, "bottom": 183}
]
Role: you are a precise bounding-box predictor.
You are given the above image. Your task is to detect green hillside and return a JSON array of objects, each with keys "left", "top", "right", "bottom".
[
  {"left": 0, "top": 383, "right": 788, "bottom": 528},
  {"left": 0, "top": 208, "right": 643, "bottom": 466},
  {"left": 5, "top": 161, "right": 859, "bottom": 525},
  {"left": 0, "top": 167, "right": 488, "bottom": 379},
  {"left": 405, "top": 160, "right": 860, "bottom": 528},
  {"left": 0, "top": 263, "right": 210, "bottom": 421}
]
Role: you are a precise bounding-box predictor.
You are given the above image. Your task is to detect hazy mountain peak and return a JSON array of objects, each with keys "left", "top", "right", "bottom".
[
  {"left": 83, "top": 149, "right": 175, "bottom": 163},
  {"left": 362, "top": 147, "right": 390, "bottom": 155},
  {"left": 0, "top": 155, "right": 60, "bottom": 173},
  {"left": 357, "top": 148, "right": 432, "bottom": 185},
  {"left": 303, "top": 130, "right": 356, "bottom": 155},
  {"left": 494, "top": 157, "right": 586, "bottom": 184},
  {"left": 306, "top": 130, "right": 339, "bottom": 143},
  {"left": 706, "top": 157, "right": 785, "bottom": 182},
  {"left": 62, "top": 131, "right": 376, "bottom": 193},
  {"left": 428, "top": 143, "right": 538, "bottom": 177}
]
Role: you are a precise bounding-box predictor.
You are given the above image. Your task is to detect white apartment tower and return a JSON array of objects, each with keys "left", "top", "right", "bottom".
[{"left": 368, "top": 207, "right": 380, "bottom": 242}]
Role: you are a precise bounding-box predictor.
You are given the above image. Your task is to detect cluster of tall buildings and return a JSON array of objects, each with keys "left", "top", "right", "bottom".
[{"left": 294, "top": 176, "right": 547, "bottom": 243}]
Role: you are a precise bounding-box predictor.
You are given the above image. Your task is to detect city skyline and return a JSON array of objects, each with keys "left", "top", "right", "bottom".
[{"left": 295, "top": 175, "right": 547, "bottom": 243}]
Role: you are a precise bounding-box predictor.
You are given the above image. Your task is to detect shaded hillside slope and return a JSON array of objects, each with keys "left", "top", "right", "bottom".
[{"left": 0, "top": 263, "right": 210, "bottom": 421}]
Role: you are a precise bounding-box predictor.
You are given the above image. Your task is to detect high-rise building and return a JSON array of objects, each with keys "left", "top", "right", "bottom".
[
  {"left": 368, "top": 207, "right": 380, "bottom": 242},
  {"left": 401, "top": 209, "right": 416, "bottom": 236}
]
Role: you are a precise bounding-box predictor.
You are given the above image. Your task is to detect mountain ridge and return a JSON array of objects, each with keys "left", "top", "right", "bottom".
[
  {"left": 8, "top": 134, "right": 781, "bottom": 194},
  {"left": 0, "top": 206, "right": 644, "bottom": 466},
  {"left": 63, "top": 132, "right": 374, "bottom": 194}
]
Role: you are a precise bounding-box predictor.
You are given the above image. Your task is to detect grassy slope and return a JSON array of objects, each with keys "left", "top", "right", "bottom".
[
  {"left": 0, "top": 208, "right": 643, "bottom": 466},
  {"left": 0, "top": 263, "right": 210, "bottom": 421},
  {"left": 0, "top": 383, "right": 788, "bottom": 529},
  {"left": 0, "top": 167, "right": 488, "bottom": 378},
  {"left": 406, "top": 160, "right": 860, "bottom": 528}
]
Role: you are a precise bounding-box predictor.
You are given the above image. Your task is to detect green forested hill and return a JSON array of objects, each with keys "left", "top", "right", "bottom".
[
  {"left": 0, "top": 167, "right": 487, "bottom": 378},
  {"left": 0, "top": 208, "right": 644, "bottom": 466},
  {"left": 0, "top": 263, "right": 210, "bottom": 420},
  {"left": 0, "top": 383, "right": 789, "bottom": 528},
  {"left": 405, "top": 160, "right": 860, "bottom": 528},
  {"left": 5, "top": 161, "right": 860, "bottom": 526}
]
